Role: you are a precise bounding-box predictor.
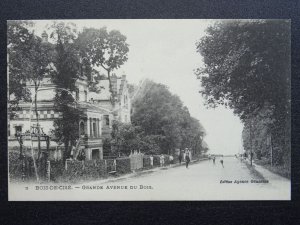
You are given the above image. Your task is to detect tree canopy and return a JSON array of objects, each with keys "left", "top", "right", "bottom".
[
  {"left": 76, "top": 27, "right": 129, "bottom": 103},
  {"left": 196, "top": 20, "right": 290, "bottom": 166},
  {"left": 131, "top": 80, "right": 206, "bottom": 155}
]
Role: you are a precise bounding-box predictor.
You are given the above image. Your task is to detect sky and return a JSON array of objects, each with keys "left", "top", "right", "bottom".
[{"left": 32, "top": 19, "right": 244, "bottom": 155}]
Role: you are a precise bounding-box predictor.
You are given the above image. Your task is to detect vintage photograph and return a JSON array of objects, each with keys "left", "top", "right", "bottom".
[{"left": 7, "top": 19, "right": 291, "bottom": 201}]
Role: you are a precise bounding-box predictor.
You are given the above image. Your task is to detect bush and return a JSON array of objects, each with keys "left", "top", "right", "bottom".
[
  {"left": 163, "top": 155, "right": 170, "bottom": 165},
  {"left": 143, "top": 156, "right": 151, "bottom": 168},
  {"left": 106, "top": 159, "right": 116, "bottom": 173},
  {"left": 153, "top": 155, "right": 161, "bottom": 166},
  {"left": 116, "top": 157, "right": 131, "bottom": 174},
  {"left": 9, "top": 151, "right": 23, "bottom": 181},
  {"left": 57, "top": 160, "right": 107, "bottom": 183},
  {"left": 9, "top": 151, "right": 36, "bottom": 182},
  {"left": 49, "top": 160, "right": 65, "bottom": 182}
]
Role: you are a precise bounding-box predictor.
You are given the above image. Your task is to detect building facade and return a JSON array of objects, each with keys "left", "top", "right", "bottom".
[{"left": 8, "top": 72, "right": 132, "bottom": 161}]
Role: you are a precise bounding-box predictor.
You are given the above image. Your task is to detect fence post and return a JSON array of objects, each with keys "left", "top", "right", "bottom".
[
  {"left": 46, "top": 160, "right": 50, "bottom": 182},
  {"left": 113, "top": 159, "right": 116, "bottom": 171},
  {"left": 65, "top": 159, "right": 68, "bottom": 170}
]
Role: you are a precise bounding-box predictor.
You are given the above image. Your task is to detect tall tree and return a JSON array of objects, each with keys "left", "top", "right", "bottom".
[
  {"left": 76, "top": 27, "right": 129, "bottom": 104},
  {"left": 196, "top": 20, "right": 290, "bottom": 165},
  {"left": 7, "top": 21, "right": 34, "bottom": 118},
  {"left": 132, "top": 80, "right": 206, "bottom": 154},
  {"left": 49, "top": 22, "right": 81, "bottom": 162}
]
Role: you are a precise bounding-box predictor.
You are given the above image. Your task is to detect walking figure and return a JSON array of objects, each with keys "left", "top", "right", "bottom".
[
  {"left": 213, "top": 157, "right": 215, "bottom": 165},
  {"left": 220, "top": 159, "right": 224, "bottom": 168},
  {"left": 185, "top": 152, "right": 190, "bottom": 169}
]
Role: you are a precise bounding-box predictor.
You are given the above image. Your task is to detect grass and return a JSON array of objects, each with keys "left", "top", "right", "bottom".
[{"left": 254, "top": 158, "right": 290, "bottom": 179}]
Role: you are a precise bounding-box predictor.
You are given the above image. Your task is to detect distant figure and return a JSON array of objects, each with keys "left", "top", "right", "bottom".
[
  {"left": 213, "top": 157, "right": 216, "bottom": 164},
  {"left": 169, "top": 155, "right": 174, "bottom": 165},
  {"left": 185, "top": 152, "right": 190, "bottom": 169},
  {"left": 150, "top": 155, "right": 154, "bottom": 167},
  {"left": 160, "top": 154, "right": 165, "bottom": 167},
  {"left": 178, "top": 152, "right": 182, "bottom": 164},
  {"left": 220, "top": 159, "right": 224, "bottom": 168}
]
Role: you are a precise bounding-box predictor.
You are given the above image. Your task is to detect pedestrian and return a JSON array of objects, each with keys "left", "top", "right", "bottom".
[
  {"left": 220, "top": 159, "right": 224, "bottom": 168},
  {"left": 160, "top": 154, "right": 165, "bottom": 167},
  {"left": 213, "top": 157, "right": 215, "bottom": 164},
  {"left": 150, "top": 155, "right": 154, "bottom": 167},
  {"left": 169, "top": 155, "right": 174, "bottom": 166},
  {"left": 185, "top": 152, "right": 190, "bottom": 169}
]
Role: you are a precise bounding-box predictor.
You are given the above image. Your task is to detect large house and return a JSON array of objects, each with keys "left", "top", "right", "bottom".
[{"left": 8, "top": 33, "right": 131, "bottom": 161}]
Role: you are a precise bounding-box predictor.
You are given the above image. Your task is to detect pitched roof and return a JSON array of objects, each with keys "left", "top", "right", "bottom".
[{"left": 89, "top": 77, "right": 125, "bottom": 101}]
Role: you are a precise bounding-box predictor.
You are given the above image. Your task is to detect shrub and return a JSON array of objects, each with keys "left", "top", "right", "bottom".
[
  {"left": 163, "top": 155, "right": 170, "bottom": 165},
  {"left": 116, "top": 157, "right": 131, "bottom": 174},
  {"left": 9, "top": 151, "right": 23, "bottom": 181},
  {"left": 9, "top": 151, "right": 36, "bottom": 182},
  {"left": 153, "top": 155, "right": 161, "bottom": 166},
  {"left": 106, "top": 159, "right": 116, "bottom": 173},
  {"left": 143, "top": 156, "right": 151, "bottom": 168},
  {"left": 49, "top": 160, "right": 65, "bottom": 182},
  {"left": 57, "top": 160, "right": 107, "bottom": 183}
]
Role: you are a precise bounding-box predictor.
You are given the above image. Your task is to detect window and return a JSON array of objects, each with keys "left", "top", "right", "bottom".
[
  {"left": 80, "top": 121, "right": 85, "bottom": 136},
  {"left": 104, "top": 115, "right": 109, "bottom": 126},
  {"left": 93, "top": 122, "right": 97, "bottom": 137},
  {"left": 84, "top": 90, "right": 87, "bottom": 102},
  {"left": 15, "top": 126, "right": 22, "bottom": 136}
]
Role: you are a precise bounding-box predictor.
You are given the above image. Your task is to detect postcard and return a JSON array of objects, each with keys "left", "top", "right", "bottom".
[{"left": 7, "top": 19, "right": 291, "bottom": 201}]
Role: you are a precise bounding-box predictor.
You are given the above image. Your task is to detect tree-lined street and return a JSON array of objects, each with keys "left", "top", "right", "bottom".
[{"left": 9, "top": 157, "right": 290, "bottom": 201}]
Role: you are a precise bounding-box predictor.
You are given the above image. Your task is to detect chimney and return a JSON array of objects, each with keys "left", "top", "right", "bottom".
[
  {"left": 111, "top": 73, "right": 118, "bottom": 95},
  {"left": 41, "top": 31, "right": 48, "bottom": 43}
]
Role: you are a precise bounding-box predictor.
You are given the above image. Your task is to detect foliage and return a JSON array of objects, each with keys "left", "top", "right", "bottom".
[
  {"left": 132, "top": 80, "right": 207, "bottom": 155},
  {"left": 7, "top": 21, "right": 53, "bottom": 118},
  {"left": 196, "top": 20, "right": 290, "bottom": 166},
  {"left": 116, "top": 157, "right": 131, "bottom": 174},
  {"left": 76, "top": 27, "right": 129, "bottom": 103},
  {"left": 7, "top": 20, "right": 33, "bottom": 111},
  {"left": 143, "top": 156, "right": 152, "bottom": 168},
  {"left": 49, "top": 22, "right": 81, "bottom": 162}
]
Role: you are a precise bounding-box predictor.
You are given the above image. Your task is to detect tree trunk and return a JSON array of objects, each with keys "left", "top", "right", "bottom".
[
  {"left": 106, "top": 70, "right": 115, "bottom": 106},
  {"left": 63, "top": 139, "right": 70, "bottom": 163},
  {"left": 34, "top": 88, "right": 41, "bottom": 160}
]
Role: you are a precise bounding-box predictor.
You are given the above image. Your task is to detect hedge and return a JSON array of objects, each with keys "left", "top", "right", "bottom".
[
  {"left": 49, "top": 160, "right": 64, "bottom": 182},
  {"left": 9, "top": 151, "right": 37, "bottom": 182},
  {"left": 116, "top": 157, "right": 131, "bottom": 174},
  {"left": 67, "top": 160, "right": 106, "bottom": 183},
  {"left": 153, "top": 155, "right": 161, "bottom": 166},
  {"left": 106, "top": 159, "right": 116, "bottom": 173},
  {"left": 163, "top": 155, "right": 170, "bottom": 165},
  {"left": 143, "top": 156, "right": 152, "bottom": 168}
]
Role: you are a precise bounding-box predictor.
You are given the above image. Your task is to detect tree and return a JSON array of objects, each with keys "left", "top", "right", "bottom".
[
  {"left": 49, "top": 22, "right": 81, "bottom": 162},
  {"left": 7, "top": 21, "right": 34, "bottom": 118},
  {"left": 8, "top": 20, "right": 53, "bottom": 181},
  {"left": 132, "top": 80, "right": 206, "bottom": 155},
  {"left": 76, "top": 27, "right": 129, "bottom": 104},
  {"left": 196, "top": 20, "right": 290, "bottom": 166}
]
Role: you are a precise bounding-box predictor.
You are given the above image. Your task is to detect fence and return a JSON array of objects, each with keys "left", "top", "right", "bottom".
[
  {"left": 10, "top": 147, "right": 203, "bottom": 183},
  {"left": 129, "top": 150, "right": 143, "bottom": 170}
]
